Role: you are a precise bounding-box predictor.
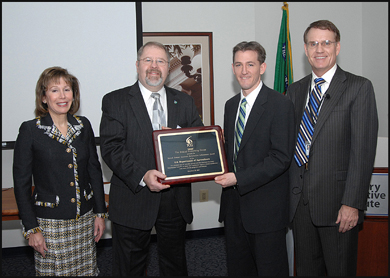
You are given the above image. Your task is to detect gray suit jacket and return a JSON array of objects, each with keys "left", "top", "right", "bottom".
[
  {"left": 100, "top": 82, "right": 203, "bottom": 230},
  {"left": 287, "top": 66, "right": 378, "bottom": 226}
]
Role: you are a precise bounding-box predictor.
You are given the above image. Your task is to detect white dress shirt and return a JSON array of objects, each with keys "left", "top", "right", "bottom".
[
  {"left": 235, "top": 81, "right": 263, "bottom": 129},
  {"left": 138, "top": 81, "right": 168, "bottom": 124},
  {"left": 307, "top": 64, "right": 337, "bottom": 112},
  {"left": 138, "top": 81, "right": 168, "bottom": 186}
]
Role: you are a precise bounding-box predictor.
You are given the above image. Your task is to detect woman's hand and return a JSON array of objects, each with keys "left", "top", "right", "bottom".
[
  {"left": 94, "top": 217, "right": 105, "bottom": 242},
  {"left": 29, "top": 232, "right": 48, "bottom": 257}
]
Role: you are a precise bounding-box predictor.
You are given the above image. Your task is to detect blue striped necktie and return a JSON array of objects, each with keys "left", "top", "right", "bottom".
[
  {"left": 294, "top": 78, "right": 325, "bottom": 167},
  {"left": 151, "top": 93, "right": 166, "bottom": 130},
  {"left": 234, "top": 98, "right": 247, "bottom": 172}
]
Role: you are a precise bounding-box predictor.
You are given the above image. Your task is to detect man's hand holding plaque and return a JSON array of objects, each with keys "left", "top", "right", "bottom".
[{"left": 143, "top": 169, "right": 170, "bottom": 192}]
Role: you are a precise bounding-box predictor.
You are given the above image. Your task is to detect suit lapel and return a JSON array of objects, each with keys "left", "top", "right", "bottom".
[
  {"left": 239, "top": 85, "right": 267, "bottom": 151},
  {"left": 127, "top": 83, "right": 155, "bottom": 152},
  {"left": 166, "top": 86, "right": 179, "bottom": 128},
  {"left": 126, "top": 85, "right": 181, "bottom": 154},
  {"left": 226, "top": 95, "right": 240, "bottom": 166},
  {"left": 295, "top": 75, "right": 312, "bottom": 124},
  {"left": 312, "top": 67, "right": 347, "bottom": 142}
]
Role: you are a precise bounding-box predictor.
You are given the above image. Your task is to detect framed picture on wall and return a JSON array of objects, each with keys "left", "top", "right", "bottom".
[{"left": 143, "top": 32, "right": 214, "bottom": 126}]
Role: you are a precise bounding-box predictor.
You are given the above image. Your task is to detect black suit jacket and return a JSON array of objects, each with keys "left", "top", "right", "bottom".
[
  {"left": 287, "top": 66, "right": 378, "bottom": 225},
  {"left": 219, "top": 84, "right": 295, "bottom": 234},
  {"left": 100, "top": 82, "right": 203, "bottom": 230},
  {"left": 13, "top": 114, "right": 107, "bottom": 231}
]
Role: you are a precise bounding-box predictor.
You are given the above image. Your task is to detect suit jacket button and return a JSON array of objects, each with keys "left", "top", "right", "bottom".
[
  {"left": 70, "top": 182, "right": 74, "bottom": 187},
  {"left": 68, "top": 164, "right": 73, "bottom": 169},
  {"left": 292, "top": 187, "right": 302, "bottom": 194},
  {"left": 66, "top": 148, "right": 71, "bottom": 153},
  {"left": 71, "top": 198, "right": 76, "bottom": 203}
]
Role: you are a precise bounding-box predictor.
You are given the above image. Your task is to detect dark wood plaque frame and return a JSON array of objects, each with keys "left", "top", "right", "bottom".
[{"left": 152, "top": 125, "right": 228, "bottom": 185}]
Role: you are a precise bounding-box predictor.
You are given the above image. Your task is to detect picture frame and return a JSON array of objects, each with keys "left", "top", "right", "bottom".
[{"left": 143, "top": 32, "right": 214, "bottom": 125}]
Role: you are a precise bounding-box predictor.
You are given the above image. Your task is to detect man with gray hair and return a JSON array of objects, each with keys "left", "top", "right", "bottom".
[{"left": 100, "top": 41, "right": 203, "bottom": 276}]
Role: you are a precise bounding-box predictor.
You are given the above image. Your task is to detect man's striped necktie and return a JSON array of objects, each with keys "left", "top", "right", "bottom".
[
  {"left": 234, "top": 98, "right": 247, "bottom": 172},
  {"left": 294, "top": 78, "right": 325, "bottom": 167},
  {"left": 151, "top": 93, "right": 166, "bottom": 130}
]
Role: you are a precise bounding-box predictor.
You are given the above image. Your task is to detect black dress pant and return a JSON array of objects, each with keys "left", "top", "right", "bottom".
[
  {"left": 112, "top": 189, "right": 188, "bottom": 276},
  {"left": 224, "top": 188, "right": 289, "bottom": 276}
]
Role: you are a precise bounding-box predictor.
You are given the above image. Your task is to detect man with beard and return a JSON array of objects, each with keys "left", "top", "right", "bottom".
[{"left": 100, "top": 41, "right": 203, "bottom": 276}]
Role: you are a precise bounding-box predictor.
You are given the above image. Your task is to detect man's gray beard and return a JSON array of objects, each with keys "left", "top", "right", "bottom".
[{"left": 146, "top": 76, "right": 163, "bottom": 87}]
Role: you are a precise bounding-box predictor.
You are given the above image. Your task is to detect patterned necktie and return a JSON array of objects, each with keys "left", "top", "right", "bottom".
[
  {"left": 294, "top": 78, "right": 325, "bottom": 166},
  {"left": 234, "top": 98, "right": 247, "bottom": 171},
  {"left": 151, "top": 93, "right": 166, "bottom": 130}
]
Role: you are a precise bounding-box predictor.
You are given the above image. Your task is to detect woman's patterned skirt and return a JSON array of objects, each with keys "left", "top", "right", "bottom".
[{"left": 34, "top": 210, "right": 99, "bottom": 276}]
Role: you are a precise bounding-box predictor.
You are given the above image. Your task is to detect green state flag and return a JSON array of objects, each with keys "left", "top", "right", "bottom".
[{"left": 274, "top": 2, "right": 293, "bottom": 95}]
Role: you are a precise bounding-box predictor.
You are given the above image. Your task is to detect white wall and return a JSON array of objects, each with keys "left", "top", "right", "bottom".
[
  {"left": 2, "top": 2, "right": 138, "bottom": 142},
  {"left": 2, "top": 2, "right": 388, "bottom": 249},
  {"left": 361, "top": 2, "right": 388, "bottom": 138}
]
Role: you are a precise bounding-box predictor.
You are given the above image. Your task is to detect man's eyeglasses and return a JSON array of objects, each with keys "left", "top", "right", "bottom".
[
  {"left": 140, "top": 57, "right": 168, "bottom": 66},
  {"left": 306, "top": 40, "right": 337, "bottom": 49}
]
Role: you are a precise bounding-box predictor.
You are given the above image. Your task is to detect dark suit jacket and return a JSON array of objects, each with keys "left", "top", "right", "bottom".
[
  {"left": 287, "top": 66, "right": 378, "bottom": 226},
  {"left": 100, "top": 81, "right": 203, "bottom": 230},
  {"left": 13, "top": 114, "right": 107, "bottom": 231},
  {"left": 219, "top": 84, "right": 295, "bottom": 234}
]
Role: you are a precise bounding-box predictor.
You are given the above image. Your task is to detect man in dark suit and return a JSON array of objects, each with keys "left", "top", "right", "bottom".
[
  {"left": 287, "top": 20, "right": 378, "bottom": 276},
  {"left": 100, "top": 41, "right": 203, "bottom": 276},
  {"left": 215, "top": 41, "right": 295, "bottom": 276}
]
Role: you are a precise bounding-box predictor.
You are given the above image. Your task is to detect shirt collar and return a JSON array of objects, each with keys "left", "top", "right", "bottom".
[
  {"left": 312, "top": 64, "right": 337, "bottom": 87},
  {"left": 240, "top": 80, "right": 263, "bottom": 107},
  {"left": 138, "top": 80, "right": 166, "bottom": 102}
]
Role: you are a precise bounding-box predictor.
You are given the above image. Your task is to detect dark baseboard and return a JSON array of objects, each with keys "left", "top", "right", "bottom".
[
  {"left": 2, "top": 245, "right": 34, "bottom": 257},
  {"left": 2, "top": 227, "right": 225, "bottom": 257},
  {"left": 185, "top": 227, "right": 225, "bottom": 239}
]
